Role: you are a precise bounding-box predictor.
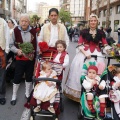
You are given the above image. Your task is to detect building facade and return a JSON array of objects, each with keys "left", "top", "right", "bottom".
[
  {"left": 37, "top": 3, "right": 60, "bottom": 24},
  {"left": 12, "top": 0, "right": 27, "bottom": 21},
  {"left": 91, "top": 0, "right": 120, "bottom": 41},
  {"left": 0, "top": 0, "right": 11, "bottom": 19}
]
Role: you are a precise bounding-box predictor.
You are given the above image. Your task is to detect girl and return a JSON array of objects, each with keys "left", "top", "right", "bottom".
[
  {"left": 53, "top": 40, "right": 69, "bottom": 91},
  {"left": 33, "top": 61, "right": 58, "bottom": 113},
  {"left": 53, "top": 40, "right": 69, "bottom": 69}
]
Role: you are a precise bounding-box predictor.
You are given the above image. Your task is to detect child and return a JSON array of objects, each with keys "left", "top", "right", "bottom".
[
  {"left": 33, "top": 61, "right": 58, "bottom": 113},
  {"left": 53, "top": 40, "right": 69, "bottom": 91},
  {"left": 109, "top": 67, "right": 120, "bottom": 118},
  {"left": 53, "top": 40, "right": 69, "bottom": 69},
  {"left": 82, "top": 65, "right": 108, "bottom": 118}
]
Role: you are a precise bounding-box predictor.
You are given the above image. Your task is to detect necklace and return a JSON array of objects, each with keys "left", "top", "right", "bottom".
[{"left": 89, "top": 29, "right": 96, "bottom": 39}]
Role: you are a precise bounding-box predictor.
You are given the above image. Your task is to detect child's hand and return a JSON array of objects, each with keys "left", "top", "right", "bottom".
[
  {"left": 115, "top": 82, "right": 120, "bottom": 88},
  {"left": 47, "top": 82, "right": 54, "bottom": 87},
  {"left": 92, "top": 80, "right": 97, "bottom": 86},
  {"left": 46, "top": 70, "right": 52, "bottom": 77},
  {"left": 99, "top": 84, "right": 104, "bottom": 90}
]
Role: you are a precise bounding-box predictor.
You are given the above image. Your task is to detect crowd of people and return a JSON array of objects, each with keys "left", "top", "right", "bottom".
[{"left": 0, "top": 7, "right": 120, "bottom": 119}]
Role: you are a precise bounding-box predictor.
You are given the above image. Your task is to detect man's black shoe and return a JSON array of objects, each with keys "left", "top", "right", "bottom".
[
  {"left": 0, "top": 98, "right": 6, "bottom": 105},
  {"left": 11, "top": 100, "right": 16, "bottom": 105}
]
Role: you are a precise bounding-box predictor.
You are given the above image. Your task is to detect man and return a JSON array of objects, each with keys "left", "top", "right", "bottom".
[
  {"left": 118, "top": 26, "right": 120, "bottom": 44},
  {"left": 106, "top": 27, "right": 112, "bottom": 38},
  {"left": 38, "top": 8, "right": 69, "bottom": 49},
  {"left": 10, "top": 14, "right": 37, "bottom": 105},
  {"left": 0, "top": 17, "right": 10, "bottom": 105},
  {"left": 68, "top": 26, "right": 74, "bottom": 41}
]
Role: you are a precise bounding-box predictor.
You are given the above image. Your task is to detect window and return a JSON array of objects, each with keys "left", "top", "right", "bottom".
[
  {"left": 110, "top": 8, "right": 112, "bottom": 15},
  {"left": 117, "top": 5, "right": 120, "bottom": 14},
  {"left": 104, "top": 9, "right": 107, "bottom": 17},
  {"left": 114, "top": 20, "right": 119, "bottom": 32},
  {"left": 99, "top": 11, "right": 101, "bottom": 17}
]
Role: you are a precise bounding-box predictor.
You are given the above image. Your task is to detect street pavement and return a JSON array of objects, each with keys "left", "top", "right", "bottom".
[{"left": 0, "top": 41, "right": 118, "bottom": 120}]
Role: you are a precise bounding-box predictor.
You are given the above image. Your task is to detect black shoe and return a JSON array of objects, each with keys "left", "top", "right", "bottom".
[
  {"left": 0, "top": 98, "right": 6, "bottom": 105},
  {"left": 10, "top": 100, "right": 16, "bottom": 105}
]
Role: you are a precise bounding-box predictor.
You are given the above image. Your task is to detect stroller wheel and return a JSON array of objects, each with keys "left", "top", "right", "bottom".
[{"left": 77, "top": 104, "right": 82, "bottom": 119}]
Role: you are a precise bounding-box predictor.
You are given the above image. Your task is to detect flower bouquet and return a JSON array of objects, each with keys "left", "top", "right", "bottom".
[
  {"left": 109, "top": 44, "right": 120, "bottom": 62},
  {"left": 18, "top": 42, "right": 34, "bottom": 60}
]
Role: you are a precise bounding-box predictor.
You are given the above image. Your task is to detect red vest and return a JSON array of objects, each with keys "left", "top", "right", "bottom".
[
  {"left": 14, "top": 26, "right": 37, "bottom": 60},
  {"left": 53, "top": 51, "right": 67, "bottom": 64}
]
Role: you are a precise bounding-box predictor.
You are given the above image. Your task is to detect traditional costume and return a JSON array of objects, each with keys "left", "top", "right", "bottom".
[
  {"left": 33, "top": 70, "right": 57, "bottom": 102},
  {"left": 64, "top": 28, "right": 110, "bottom": 102},
  {"left": 10, "top": 25, "right": 37, "bottom": 105},
  {"left": 109, "top": 76, "right": 120, "bottom": 118}
]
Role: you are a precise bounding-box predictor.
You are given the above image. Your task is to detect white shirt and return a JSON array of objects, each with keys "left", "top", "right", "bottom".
[
  {"left": 38, "top": 23, "right": 69, "bottom": 48},
  {"left": 0, "top": 18, "right": 10, "bottom": 53},
  {"left": 53, "top": 53, "right": 69, "bottom": 68}
]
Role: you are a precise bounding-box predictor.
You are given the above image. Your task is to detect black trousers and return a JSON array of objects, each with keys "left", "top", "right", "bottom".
[{"left": 13, "top": 60, "right": 35, "bottom": 84}]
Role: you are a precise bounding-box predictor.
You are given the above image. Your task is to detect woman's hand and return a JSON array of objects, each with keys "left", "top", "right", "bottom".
[
  {"left": 86, "top": 54, "right": 91, "bottom": 59},
  {"left": 106, "top": 49, "right": 111, "bottom": 55}
]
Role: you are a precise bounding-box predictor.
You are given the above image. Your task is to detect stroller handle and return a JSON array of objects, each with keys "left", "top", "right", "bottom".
[
  {"left": 33, "top": 77, "right": 62, "bottom": 84},
  {"left": 84, "top": 55, "right": 98, "bottom": 62},
  {"left": 84, "top": 55, "right": 114, "bottom": 66}
]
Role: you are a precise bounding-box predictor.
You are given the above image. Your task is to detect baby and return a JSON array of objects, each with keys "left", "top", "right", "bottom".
[
  {"left": 109, "top": 67, "right": 120, "bottom": 118},
  {"left": 33, "top": 61, "right": 58, "bottom": 113},
  {"left": 82, "top": 65, "right": 107, "bottom": 118}
]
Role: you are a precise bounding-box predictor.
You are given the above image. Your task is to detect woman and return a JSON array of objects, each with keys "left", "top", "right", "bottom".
[
  {"left": 7, "top": 19, "right": 17, "bottom": 36},
  {"left": 64, "top": 14, "right": 111, "bottom": 102},
  {"left": 7, "top": 19, "right": 18, "bottom": 61}
]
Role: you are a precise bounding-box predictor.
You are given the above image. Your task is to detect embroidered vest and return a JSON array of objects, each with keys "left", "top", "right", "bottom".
[
  {"left": 0, "top": 18, "right": 6, "bottom": 50},
  {"left": 43, "top": 23, "right": 65, "bottom": 43},
  {"left": 53, "top": 51, "right": 67, "bottom": 64},
  {"left": 14, "top": 27, "right": 37, "bottom": 60}
]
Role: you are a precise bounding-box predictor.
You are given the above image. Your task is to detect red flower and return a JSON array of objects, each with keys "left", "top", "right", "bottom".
[
  {"left": 38, "top": 42, "right": 49, "bottom": 52},
  {"left": 116, "top": 44, "right": 120, "bottom": 47}
]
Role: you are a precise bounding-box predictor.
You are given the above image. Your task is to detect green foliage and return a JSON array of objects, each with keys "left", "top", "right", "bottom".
[
  {"left": 18, "top": 42, "right": 34, "bottom": 54},
  {"left": 59, "top": 8, "right": 71, "bottom": 24},
  {"left": 30, "top": 14, "right": 40, "bottom": 25}
]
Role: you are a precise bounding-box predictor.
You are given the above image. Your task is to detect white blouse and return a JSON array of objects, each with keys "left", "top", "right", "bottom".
[{"left": 53, "top": 53, "right": 69, "bottom": 68}]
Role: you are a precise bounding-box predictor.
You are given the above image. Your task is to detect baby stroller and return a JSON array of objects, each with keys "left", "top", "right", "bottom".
[
  {"left": 77, "top": 55, "right": 113, "bottom": 120},
  {"left": 27, "top": 58, "right": 64, "bottom": 120},
  {"left": 107, "top": 64, "right": 120, "bottom": 120}
]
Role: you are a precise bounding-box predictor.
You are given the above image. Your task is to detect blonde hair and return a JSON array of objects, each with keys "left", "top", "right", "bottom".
[
  {"left": 89, "top": 13, "right": 99, "bottom": 21},
  {"left": 42, "top": 61, "right": 51, "bottom": 71}
]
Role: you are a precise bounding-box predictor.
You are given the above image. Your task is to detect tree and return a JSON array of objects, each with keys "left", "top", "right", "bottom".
[
  {"left": 106, "top": 0, "right": 110, "bottom": 28},
  {"left": 59, "top": 8, "right": 71, "bottom": 25},
  {"left": 30, "top": 14, "right": 40, "bottom": 26}
]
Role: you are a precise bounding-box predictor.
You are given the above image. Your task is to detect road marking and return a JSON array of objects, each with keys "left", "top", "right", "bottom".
[{"left": 20, "top": 108, "right": 30, "bottom": 120}]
